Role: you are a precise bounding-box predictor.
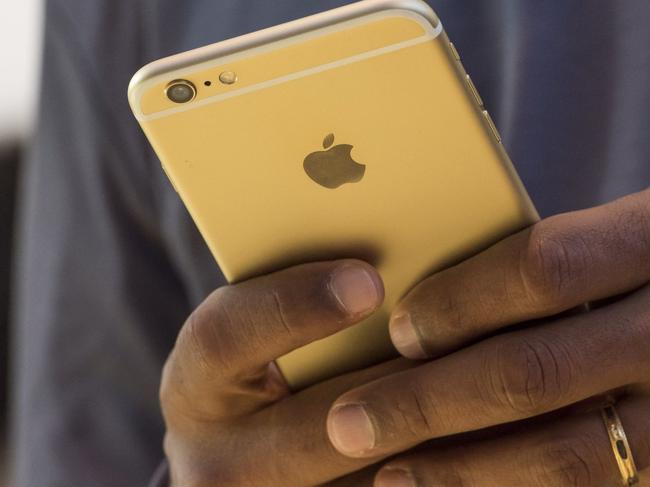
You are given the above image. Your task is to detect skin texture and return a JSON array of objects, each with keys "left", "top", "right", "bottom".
[{"left": 162, "top": 188, "right": 650, "bottom": 486}]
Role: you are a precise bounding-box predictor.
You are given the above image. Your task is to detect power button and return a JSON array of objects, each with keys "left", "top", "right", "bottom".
[
  {"left": 482, "top": 111, "right": 502, "bottom": 143},
  {"left": 465, "top": 75, "right": 484, "bottom": 108}
]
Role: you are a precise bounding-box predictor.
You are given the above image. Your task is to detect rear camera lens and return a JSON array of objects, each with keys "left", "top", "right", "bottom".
[{"left": 165, "top": 80, "right": 196, "bottom": 104}]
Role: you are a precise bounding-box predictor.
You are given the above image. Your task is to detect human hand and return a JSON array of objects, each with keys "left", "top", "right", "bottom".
[
  {"left": 326, "top": 189, "right": 650, "bottom": 486},
  {"left": 161, "top": 259, "right": 421, "bottom": 486}
]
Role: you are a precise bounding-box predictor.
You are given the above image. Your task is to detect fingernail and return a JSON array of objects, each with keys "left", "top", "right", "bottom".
[
  {"left": 327, "top": 403, "right": 375, "bottom": 455},
  {"left": 389, "top": 313, "right": 428, "bottom": 359},
  {"left": 329, "top": 266, "right": 380, "bottom": 315},
  {"left": 375, "top": 467, "right": 418, "bottom": 487}
]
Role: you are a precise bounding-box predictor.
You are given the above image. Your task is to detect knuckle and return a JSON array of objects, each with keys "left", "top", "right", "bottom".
[
  {"left": 256, "top": 264, "right": 356, "bottom": 342},
  {"left": 267, "top": 288, "right": 296, "bottom": 338},
  {"left": 434, "top": 467, "right": 470, "bottom": 487},
  {"left": 263, "top": 282, "right": 324, "bottom": 343},
  {"left": 232, "top": 282, "right": 302, "bottom": 346},
  {"left": 397, "top": 385, "right": 439, "bottom": 439},
  {"left": 520, "top": 222, "right": 593, "bottom": 309},
  {"left": 420, "top": 275, "right": 466, "bottom": 332},
  {"left": 537, "top": 437, "right": 606, "bottom": 487},
  {"left": 180, "top": 287, "right": 236, "bottom": 377},
  {"left": 486, "top": 337, "right": 574, "bottom": 415},
  {"left": 401, "top": 274, "right": 469, "bottom": 355},
  {"left": 616, "top": 198, "right": 650, "bottom": 264},
  {"left": 615, "top": 310, "right": 650, "bottom": 371}
]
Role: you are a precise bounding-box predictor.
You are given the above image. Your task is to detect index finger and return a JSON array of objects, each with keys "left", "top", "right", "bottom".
[
  {"left": 390, "top": 188, "right": 650, "bottom": 359},
  {"left": 162, "top": 259, "right": 383, "bottom": 419}
]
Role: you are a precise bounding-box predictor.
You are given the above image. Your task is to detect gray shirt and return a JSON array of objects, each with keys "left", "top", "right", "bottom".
[{"left": 11, "top": 1, "right": 650, "bottom": 485}]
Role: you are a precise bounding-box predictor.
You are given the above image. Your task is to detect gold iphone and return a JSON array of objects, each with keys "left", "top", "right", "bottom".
[{"left": 128, "top": 0, "right": 539, "bottom": 389}]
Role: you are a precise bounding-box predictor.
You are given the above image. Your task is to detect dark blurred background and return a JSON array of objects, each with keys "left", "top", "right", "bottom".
[
  {"left": 2, "top": 2, "right": 649, "bottom": 486},
  {"left": 0, "top": 1, "right": 42, "bottom": 484},
  {"left": 0, "top": 144, "right": 19, "bottom": 484}
]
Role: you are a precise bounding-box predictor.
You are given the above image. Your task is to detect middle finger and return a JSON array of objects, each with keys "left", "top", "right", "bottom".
[{"left": 327, "top": 284, "right": 650, "bottom": 459}]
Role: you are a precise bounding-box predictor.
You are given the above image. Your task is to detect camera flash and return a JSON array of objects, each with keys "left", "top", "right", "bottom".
[{"left": 219, "top": 71, "right": 237, "bottom": 85}]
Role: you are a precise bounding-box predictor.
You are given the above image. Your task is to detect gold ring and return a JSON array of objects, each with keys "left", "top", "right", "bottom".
[{"left": 601, "top": 404, "right": 639, "bottom": 486}]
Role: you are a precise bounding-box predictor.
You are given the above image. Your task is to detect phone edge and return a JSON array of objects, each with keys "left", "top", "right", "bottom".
[{"left": 127, "top": 0, "right": 439, "bottom": 113}]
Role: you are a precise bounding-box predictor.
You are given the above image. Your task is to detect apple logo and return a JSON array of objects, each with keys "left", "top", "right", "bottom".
[{"left": 303, "top": 133, "right": 366, "bottom": 189}]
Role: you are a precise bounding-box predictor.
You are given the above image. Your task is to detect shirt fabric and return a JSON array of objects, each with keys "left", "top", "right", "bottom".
[{"left": 10, "top": 1, "right": 650, "bottom": 486}]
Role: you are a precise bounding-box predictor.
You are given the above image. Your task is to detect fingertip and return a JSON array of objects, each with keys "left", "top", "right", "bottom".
[
  {"left": 327, "top": 402, "right": 376, "bottom": 457},
  {"left": 345, "top": 259, "right": 386, "bottom": 303},
  {"left": 375, "top": 467, "right": 418, "bottom": 487},
  {"left": 328, "top": 262, "right": 384, "bottom": 316},
  {"left": 389, "top": 312, "right": 428, "bottom": 359}
]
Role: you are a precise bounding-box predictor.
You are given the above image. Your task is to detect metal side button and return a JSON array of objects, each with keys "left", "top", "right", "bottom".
[
  {"left": 449, "top": 42, "right": 461, "bottom": 62},
  {"left": 466, "top": 74, "right": 484, "bottom": 108},
  {"left": 482, "top": 110, "right": 502, "bottom": 143}
]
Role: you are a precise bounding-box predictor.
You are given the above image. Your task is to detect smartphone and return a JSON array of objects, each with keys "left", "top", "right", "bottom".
[{"left": 128, "top": 0, "right": 539, "bottom": 390}]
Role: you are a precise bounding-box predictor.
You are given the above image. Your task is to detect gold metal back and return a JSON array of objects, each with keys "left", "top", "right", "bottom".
[{"left": 129, "top": 0, "right": 538, "bottom": 389}]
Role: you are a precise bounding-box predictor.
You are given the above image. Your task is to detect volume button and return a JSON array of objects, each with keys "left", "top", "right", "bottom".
[
  {"left": 465, "top": 74, "right": 484, "bottom": 108},
  {"left": 482, "top": 110, "right": 502, "bottom": 143},
  {"left": 449, "top": 42, "right": 461, "bottom": 62}
]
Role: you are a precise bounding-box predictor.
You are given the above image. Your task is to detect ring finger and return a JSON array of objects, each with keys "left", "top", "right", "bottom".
[{"left": 374, "top": 395, "right": 650, "bottom": 486}]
